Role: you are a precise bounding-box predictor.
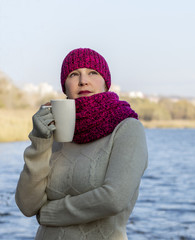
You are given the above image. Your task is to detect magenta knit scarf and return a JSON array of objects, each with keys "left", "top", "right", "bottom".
[{"left": 73, "top": 92, "right": 138, "bottom": 144}]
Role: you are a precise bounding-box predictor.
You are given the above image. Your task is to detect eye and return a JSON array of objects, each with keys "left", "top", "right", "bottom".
[
  {"left": 89, "top": 70, "right": 98, "bottom": 75},
  {"left": 69, "top": 71, "right": 79, "bottom": 78}
]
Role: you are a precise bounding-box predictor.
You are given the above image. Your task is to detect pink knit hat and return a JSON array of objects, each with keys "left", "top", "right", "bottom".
[{"left": 61, "top": 48, "right": 111, "bottom": 93}]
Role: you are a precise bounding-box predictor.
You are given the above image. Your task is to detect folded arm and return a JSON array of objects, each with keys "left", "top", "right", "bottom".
[{"left": 39, "top": 119, "right": 148, "bottom": 226}]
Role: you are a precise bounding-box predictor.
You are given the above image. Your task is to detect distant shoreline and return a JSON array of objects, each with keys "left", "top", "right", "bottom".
[
  {"left": 142, "top": 120, "right": 195, "bottom": 129},
  {"left": 0, "top": 109, "right": 195, "bottom": 143}
]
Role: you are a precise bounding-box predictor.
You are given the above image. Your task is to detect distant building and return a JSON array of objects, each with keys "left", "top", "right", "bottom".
[{"left": 128, "top": 91, "right": 144, "bottom": 99}]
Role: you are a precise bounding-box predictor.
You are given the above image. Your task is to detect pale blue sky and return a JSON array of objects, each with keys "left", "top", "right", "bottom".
[{"left": 0, "top": 0, "right": 195, "bottom": 97}]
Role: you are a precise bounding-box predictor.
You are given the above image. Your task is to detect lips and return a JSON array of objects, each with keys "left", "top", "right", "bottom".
[{"left": 78, "top": 90, "right": 92, "bottom": 95}]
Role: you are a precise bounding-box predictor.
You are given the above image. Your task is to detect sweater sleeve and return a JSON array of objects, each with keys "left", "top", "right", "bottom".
[
  {"left": 39, "top": 119, "right": 148, "bottom": 226},
  {"left": 15, "top": 133, "right": 53, "bottom": 217}
]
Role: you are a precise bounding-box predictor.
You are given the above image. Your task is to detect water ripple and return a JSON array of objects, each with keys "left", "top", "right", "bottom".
[{"left": 1, "top": 130, "right": 195, "bottom": 239}]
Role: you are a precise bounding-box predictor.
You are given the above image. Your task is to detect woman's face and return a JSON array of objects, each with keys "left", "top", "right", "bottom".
[{"left": 65, "top": 68, "right": 107, "bottom": 99}]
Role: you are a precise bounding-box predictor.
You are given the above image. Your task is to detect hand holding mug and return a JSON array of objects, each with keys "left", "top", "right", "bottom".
[
  {"left": 32, "top": 106, "right": 56, "bottom": 139},
  {"left": 41, "top": 99, "right": 76, "bottom": 142},
  {"left": 51, "top": 99, "right": 75, "bottom": 142}
]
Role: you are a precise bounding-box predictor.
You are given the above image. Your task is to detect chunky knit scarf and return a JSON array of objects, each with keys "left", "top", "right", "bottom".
[{"left": 73, "top": 92, "right": 138, "bottom": 144}]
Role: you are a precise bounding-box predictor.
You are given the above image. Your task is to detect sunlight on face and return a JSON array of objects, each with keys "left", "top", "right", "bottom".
[{"left": 65, "top": 68, "right": 107, "bottom": 99}]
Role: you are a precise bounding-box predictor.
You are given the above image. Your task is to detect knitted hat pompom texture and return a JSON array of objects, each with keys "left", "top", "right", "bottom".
[{"left": 61, "top": 48, "right": 111, "bottom": 93}]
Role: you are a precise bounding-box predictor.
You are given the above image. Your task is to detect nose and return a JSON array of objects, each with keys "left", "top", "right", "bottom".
[{"left": 79, "top": 73, "right": 88, "bottom": 86}]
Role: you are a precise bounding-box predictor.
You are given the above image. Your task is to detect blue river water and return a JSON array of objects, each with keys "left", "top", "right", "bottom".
[{"left": 0, "top": 128, "right": 195, "bottom": 240}]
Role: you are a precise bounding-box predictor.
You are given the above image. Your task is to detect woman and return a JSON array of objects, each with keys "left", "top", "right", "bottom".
[{"left": 15, "top": 48, "right": 148, "bottom": 240}]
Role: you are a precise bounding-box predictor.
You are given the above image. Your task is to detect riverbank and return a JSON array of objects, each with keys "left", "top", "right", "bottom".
[
  {"left": 142, "top": 119, "right": 195, "bottom": 128},
  {"left": 0, "top": 109, "right": 35, "bottom": 142},
  {"left": 1, "top": 109, "right": 195, "bottom": 142}
]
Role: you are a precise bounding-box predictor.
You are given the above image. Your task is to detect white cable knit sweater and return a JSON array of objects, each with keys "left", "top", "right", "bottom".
[{"left": 15, "top": 118, "right": 148, "bottom": 240}]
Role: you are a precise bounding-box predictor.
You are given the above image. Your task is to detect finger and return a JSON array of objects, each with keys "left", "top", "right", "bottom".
[
  {"left": 40, "top": 102, "right": 51, "bottom": 108},
  {"left": 41, "top": 112, "right": 55, "bottom": 121},
  {"left": 48, "top": 120, "right": 55, "bottom": 126},
  {"left": 44, "top": 118, "right": 55, "bottom": 126},
  {"left": 38, "top": 107, "right": 51, "bottom": 116},
  {"left": 48, "top": 124, "right": 56, "bottom": 132},
  {"left": 44, "top": 102, "right": 51, "bottom": 106}
]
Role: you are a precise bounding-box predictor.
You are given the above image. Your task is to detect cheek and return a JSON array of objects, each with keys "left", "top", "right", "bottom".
[
  {"left": 65, "top": 81, "right": 74, "bottom": 92},
  {"left": 96, "top": 78, "right": 107, "bottom": 91},
  {"left": 65, "top": 81, "right": 76, "bottom": 98}
]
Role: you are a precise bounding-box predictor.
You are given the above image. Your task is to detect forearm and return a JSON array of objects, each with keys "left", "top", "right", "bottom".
[
  {"left": 39, "top": 119, "right": 148, "bottom": 227},
  {"left": 39, "top": 176, "right": 141, "bottom": 227},
  {"left": 15, "top": 133, "right": 53, "bottom": 217},
  {"left": 39, "top": 184, "right": 122, "bottom": 226}
]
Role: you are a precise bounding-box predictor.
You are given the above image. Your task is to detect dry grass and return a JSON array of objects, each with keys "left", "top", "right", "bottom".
[
  {"left": 0, "top": 109, "right": 35, "bottom": 142},
  {"left": 0, "top": 109, "right": 195, "bottom": 142}
]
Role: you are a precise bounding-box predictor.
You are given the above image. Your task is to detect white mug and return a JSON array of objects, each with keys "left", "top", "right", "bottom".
[{"left": 50, "top": 99, "right": 76, "bottom": 142}]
